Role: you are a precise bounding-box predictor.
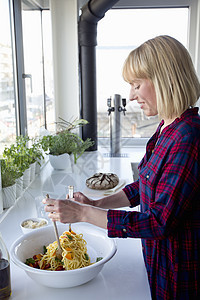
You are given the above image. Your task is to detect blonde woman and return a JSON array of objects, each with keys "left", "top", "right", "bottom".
[{"left": 44, "top": 36, "right": 200, "bottom": 300}]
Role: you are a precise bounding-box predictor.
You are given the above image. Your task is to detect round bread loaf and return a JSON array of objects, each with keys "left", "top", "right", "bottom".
[{"left": 86, "top": 172, "right": 119, "bottom": 190}]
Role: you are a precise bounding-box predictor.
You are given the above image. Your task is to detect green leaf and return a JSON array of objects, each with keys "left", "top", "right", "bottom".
[
  {"left": 25, "top": 258, "right": 35, "bottom": 265},
  {"left": 96, "top": 257, "right": 103, "bottom": 262},
  {"left": 66, "top": 234, "right": 73, "bottom": 240},
  {"left": 84, "top": 253, "right": 89, "bottom": 261},
  {"left": 43, "top": 245, "right": 47, "bottom": 254}
]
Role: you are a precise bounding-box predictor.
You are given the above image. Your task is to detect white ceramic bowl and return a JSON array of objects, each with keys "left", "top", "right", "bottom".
[
  {"left": 11, "top": 223, "right": 117, "bottom": 288},
  {"left": 20, "top": 218, "right": 48, "bottom": 234}
]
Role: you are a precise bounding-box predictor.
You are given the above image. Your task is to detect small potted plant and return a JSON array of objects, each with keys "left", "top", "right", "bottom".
[
  {"left": 30, "top": 137, "right": 46, "bottom": 175},
  {"left": 2, "top": 135, "right": 46, "bottom": 195},
  {"left": 0, "top": 158, "right": 18, "bottom": 208},
  {"left": 28, "top": 138, "right": 46, "bottom": 181},
  {"left": 3, "top": 136, "right": 28, "bottom": 188},
  {"left": 3, "top": 135, "right": 33, "bottom": 189},
  {"left": 3, "top": 139, "right": 26, "bottom": 196},
  {"left": 43, "top": 118, "right": 94, "bottom": 170}
]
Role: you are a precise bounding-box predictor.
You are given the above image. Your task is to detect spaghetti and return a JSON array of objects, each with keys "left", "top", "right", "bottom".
[{"left": 25, "top": 230, "right": 91, "bottom": 271}]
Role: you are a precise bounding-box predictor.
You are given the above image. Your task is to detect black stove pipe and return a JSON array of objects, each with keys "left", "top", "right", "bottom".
[{"left": 78, "top": 0, "right": 119, "bottom": 150}]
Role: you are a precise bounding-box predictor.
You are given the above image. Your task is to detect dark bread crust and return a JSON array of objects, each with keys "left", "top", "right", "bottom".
[{"left": 86, "top": 173, "right": 119, "bottom": 190}]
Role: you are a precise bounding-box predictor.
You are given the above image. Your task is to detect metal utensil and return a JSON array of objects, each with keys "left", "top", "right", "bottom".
[
  {"left": 68, "top": 185, "right": 74, "bottom": 232},
  {"left": 46, "top": 194, "right": 62, "bottom": 260}
]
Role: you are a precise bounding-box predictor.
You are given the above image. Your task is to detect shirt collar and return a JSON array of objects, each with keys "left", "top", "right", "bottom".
[{"left": 159, "top": 107, "right": 199, "bottom": 133}]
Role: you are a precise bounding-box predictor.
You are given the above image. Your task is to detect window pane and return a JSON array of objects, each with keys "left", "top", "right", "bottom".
[
  {"left": 22, "top": 10, "right": 45, "bottom": 138},
  {"left": 0, "top": 0, "right": 17, "bottom": 153},
  {"left": 22, "top": 9, "right": 55, "bottom": 137},
  {"left": 42, "top": 10, "right": 55, "bottom": 133},
  {"left": 97, "top": 8, "right": 189, "bottom": 139}
]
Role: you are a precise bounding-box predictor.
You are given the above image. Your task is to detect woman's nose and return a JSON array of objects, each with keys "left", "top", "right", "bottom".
[{"left": 129, "top": 87, "right": 138, "bottom": 101}]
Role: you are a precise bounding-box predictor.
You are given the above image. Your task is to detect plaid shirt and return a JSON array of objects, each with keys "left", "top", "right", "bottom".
[{"left": 107, "top": 108, "right": 200, "bottom": 300}]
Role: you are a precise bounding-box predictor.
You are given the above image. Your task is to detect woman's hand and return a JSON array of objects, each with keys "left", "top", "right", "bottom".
[
  {"left": 42, "top": 194, "right": 108, "bottom": 229},
  {"left": 72, "top": 192, "right": 95, "bottom": 206},
  {"left": 43, "top": 197, "right": 85, "bottom": 224}
]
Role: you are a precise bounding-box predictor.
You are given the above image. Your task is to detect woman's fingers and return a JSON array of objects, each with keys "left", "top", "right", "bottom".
[
  {"left": 43, "top": 198, "right": 83, "bottom": 223},
  {"left": 42, "top": 197, "right": 55, "bottom": 206}
]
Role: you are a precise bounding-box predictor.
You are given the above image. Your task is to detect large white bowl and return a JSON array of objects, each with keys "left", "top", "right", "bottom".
[{"left": 10, "top": 223, "right": 117, "bottom": 288}]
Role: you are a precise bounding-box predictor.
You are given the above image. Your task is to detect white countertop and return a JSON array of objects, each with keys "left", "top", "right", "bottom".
[{"left": 0, "top": 150, "right": 151, "bottom": 300}]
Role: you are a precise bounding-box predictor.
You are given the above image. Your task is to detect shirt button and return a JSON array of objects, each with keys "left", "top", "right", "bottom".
[
  {"left": 122, "top": 228, "right": 127, "bottom": 232},
  {"left": 146, "top": 175, "right": 149, "bottom": 179}
]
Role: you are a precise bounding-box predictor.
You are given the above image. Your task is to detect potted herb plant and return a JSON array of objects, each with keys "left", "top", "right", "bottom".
[
  {"left": 2, "top": 135, "right": 45, "bottom": 196},
  {"left": 28, "top": 138, "right": 45, "bottom": 181},
  {"left": 31, "top": 137, "right": 46, "bottom": 174},
  {"left": 3, "top": 135, "right": 41, "bottom": 189},
  {"left": 0, "top": 158, "right": 18, "bottom": 208},
  {"left": 43, "top": 118, "right": 94, "bottom": 170},
  {"left": 3, "top": 136, "right": 30, "bottom": 189}
]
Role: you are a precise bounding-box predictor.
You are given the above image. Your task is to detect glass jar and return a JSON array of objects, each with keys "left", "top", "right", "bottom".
[{"left": 0, "top": 232, "right": 11, "bottom": 299}]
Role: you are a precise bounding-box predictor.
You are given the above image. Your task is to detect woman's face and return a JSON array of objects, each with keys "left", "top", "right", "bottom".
[{"left": 129, "top": 78, "right": 158, "bottom": 117}]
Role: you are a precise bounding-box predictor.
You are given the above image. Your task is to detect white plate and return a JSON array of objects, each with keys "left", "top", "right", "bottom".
[{"left": 83, "top": 179, "right": 126, "bottom": 198}]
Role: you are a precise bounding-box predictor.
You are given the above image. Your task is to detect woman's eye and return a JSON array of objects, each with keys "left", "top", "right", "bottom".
[{"left": 134, "top": 85, "right": 140, "bottom": 90}]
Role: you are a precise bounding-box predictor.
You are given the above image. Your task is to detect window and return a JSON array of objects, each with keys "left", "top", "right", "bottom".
[
  {"left": 0, "top": 1, "right": 55, "bottom": 154},
  {"left": 21, "top": 8, "right": 55, "bottom": 138},
  {"left": 0, "top": 0, "right": 17, "bottom": 152},
  {"left": 42, "top": 10, "right": 55, "bottom": 133},
  {"left": 96, "top": 8, "right": 189, "bottom": 140},
  {"left": 22, "top": 10, "right": 45, "bottom": 138}
]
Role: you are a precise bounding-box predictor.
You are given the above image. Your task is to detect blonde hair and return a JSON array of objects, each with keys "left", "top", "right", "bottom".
[{"left": 122, "top": 35, "right": 200, "bottom": 119}]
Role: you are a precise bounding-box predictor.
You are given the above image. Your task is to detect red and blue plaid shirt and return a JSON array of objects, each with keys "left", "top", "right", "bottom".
[{"left": 107, "top": 107, "right": 200, "bottom": 300}]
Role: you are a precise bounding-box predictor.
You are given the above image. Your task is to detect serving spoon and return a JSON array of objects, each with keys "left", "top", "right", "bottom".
[
  {"left": 46, "top": 194, "right": 62, "bottom": 260},
  {"left": 68, "top": 185, "right": 74, "bottom": 232}
]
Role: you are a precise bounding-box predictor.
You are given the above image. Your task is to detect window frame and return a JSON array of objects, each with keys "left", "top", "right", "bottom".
[{"left": 10, "top": 0, "right": 28, "bottom": 136}]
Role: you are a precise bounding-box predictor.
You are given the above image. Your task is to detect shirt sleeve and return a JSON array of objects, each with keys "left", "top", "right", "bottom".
[
  {"left": 107, "top": 133, "right": 200, "bottom": 239},
  {"left": 122, "top": 179, "right": 140, "bottom": 207}
]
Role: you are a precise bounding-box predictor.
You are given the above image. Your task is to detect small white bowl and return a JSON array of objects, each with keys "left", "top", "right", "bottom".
[
  {"left": 11, "top": 223, "right": 117, "bottom": 288},
  {"left": 20, "top": 218, "right": 48, "bottom": 234}
]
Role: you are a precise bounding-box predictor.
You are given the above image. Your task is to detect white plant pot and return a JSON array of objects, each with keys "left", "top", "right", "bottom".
[
  {"left": 49, "top": 153, "right": 72, "bottom": 171},
  {"left": 2, "top": 183, "right": 17, "bottom": 209},
  {"left": 16, "top": 176, "right": 23, "bottom": 198},
  {"left": 30, "top": 162, "right": 36, "bottom": 182},
  {"left": 23, "top": 167, "right": 31, "bottom": 189},
  {"left": 35, "top": 155, "right": 46, "bottom": 174}
]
